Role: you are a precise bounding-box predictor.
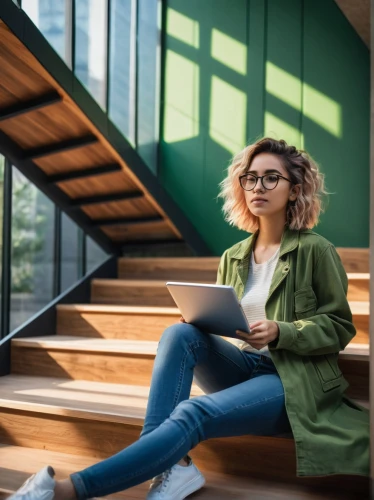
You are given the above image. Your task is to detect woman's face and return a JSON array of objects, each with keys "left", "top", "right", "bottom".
[{"left": 243, "top": 153, "right": 298, "bottom": 221}]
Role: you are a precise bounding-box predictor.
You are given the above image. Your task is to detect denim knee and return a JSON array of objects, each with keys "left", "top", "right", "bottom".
[{"left": 168, "top": 396, "right": 214, "bottom": 445}]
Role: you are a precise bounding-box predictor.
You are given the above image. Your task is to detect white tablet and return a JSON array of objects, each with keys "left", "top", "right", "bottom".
[{"left": 166, "top": 282, "right": 250, "bottom": 338}]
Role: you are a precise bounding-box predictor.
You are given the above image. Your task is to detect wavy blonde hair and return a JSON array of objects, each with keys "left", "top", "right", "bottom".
[{"left": 218, "top": 137, "right": 329, "bottom": 233}]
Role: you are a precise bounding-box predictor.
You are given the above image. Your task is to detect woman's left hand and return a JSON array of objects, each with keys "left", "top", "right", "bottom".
[{"left": 236, "top": 320, "right": 279, "bottom": 349}]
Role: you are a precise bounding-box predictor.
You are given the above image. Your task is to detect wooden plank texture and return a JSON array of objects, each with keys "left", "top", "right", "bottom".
[
  {"left": 56, "top": 304, "right": 180, "bottom": 339},
  {"left": 0, "top": 21, "right": 180, "bottom": 242},
  {"left": 55, "top": 302, "right": 368, "bottom": 344},
  {"left": 118, "top": 257, "right": 220, "bottom": 281},
  {"left": 11, "top": 337, "right": 368, "bottom": 394},
  {"left": 1, "top": 445, "right": 368, "bottom": 499},
  {"left": 91, "top": 280, "right": 175, "bottom": 307},
  {"left": 58, "top": 172, "right": 138, "bottom": 199}
]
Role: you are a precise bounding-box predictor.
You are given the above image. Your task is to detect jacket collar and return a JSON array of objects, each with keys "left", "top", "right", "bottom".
[{"left": 228, "top": 225, "right": 301, "bottom": 261}]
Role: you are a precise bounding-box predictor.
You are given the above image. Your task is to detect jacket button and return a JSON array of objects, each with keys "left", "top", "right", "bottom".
[{"left": 283, "top": 266, "right": 289, "bottom": 273}]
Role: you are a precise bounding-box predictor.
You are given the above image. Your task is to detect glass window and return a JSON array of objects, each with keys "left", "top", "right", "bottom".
[
  {"left": 60, "top": 212, "right": 80, "bottom": 292},
  {"left": 86, "top": 236, "right": 108, "bottom": 273},
  {"left": 10, "top": 168, "right": 55, "bottom": 332},
  {"left": 75, "top": 0, "right": 108, "bottom": 108},
  {"left": 22, "top": 0, "right": 69, "bottom": 63},
  {"left": 0, "top": 157, "right": 4, "bottom": 333},
  {"left": 108, "top": 0, "right": 136, "bottom": 143},
  {"left": 137, "top": 0, "right": 160, "bottom": 173}
]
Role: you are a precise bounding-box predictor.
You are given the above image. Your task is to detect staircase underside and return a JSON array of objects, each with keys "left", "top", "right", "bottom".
[
  {"left": 334, "top": 0, "right": 369, "bottom": 47},
  {"left": 0, "top": 3, "right": 211, "bottom": 256}
]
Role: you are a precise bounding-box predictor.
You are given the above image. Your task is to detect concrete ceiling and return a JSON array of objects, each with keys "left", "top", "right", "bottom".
[{"left": 334, "top": 0, "right": 370, "bottom": 47}]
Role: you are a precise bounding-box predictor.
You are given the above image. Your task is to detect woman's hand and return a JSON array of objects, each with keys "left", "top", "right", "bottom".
[
  {"left": 179, "top": 317, "right": 186, "bottom": 323},
  {"left": 236, "top": 320, "right": 279, "bottom": 349}
]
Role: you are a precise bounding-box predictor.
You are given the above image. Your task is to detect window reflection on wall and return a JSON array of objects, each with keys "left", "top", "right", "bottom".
[
  {"left": 22, "top": 0, "right": 68, "bottom": 63},
  {"left": 109, "top": 0, "right": 136, "bottom": 143},
  {"left": 10, "top": 168, "right": 54, "bottom": 332},
  {"left": 86, "top": 236, "right": 108, "bottom": 273},
  {"left": 75, "top": 0, "right": 108, "bottom": 108},
  {"left": 61, "top": 212, "right": 81, "bottom": 292}
]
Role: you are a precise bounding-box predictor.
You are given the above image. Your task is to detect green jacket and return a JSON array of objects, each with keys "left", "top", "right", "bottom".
[{"left": 216, "top": 225, "right": 369, "bottom": 477}]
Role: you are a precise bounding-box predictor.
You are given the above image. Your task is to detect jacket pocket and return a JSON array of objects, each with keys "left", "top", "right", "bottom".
[
  {"left": 311, "top": 353, "right": 342, "bottom": 392},
  {"left": 294, "top": 286, "right": 317, "bottom": 319}
]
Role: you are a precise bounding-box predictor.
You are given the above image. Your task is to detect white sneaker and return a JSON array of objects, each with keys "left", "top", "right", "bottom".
[
  {"left": 8, "top": 466, "right": 55, "bottom": 500},
  {"left": 146, "top": 458, "right": 205, "bottom": 500}
]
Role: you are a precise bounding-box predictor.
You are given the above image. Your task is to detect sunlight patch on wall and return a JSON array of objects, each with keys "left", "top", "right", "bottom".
[
  {"left": 266, "top": 62, "right": 342, "bottom": 139},
  {"left": 211, "top": 28, "right": 247, "bottom": 75},
  {"left": 264, "top": 112, "right": 303, "bottom": 148},
  {"left": 166, "top": 8, "right": 199, "bottom": 48},
  {"left": 164, "top": 50, "right": 199, "bottom": 143},
  {"left": 209, "top": 76, "right": 247, "bottom": 155},
  {"left": 303, "top": 83, "right": 342, "bottom": 138},
  {"left": 266, "top": 62, "right": 301, "bottom": 110}
]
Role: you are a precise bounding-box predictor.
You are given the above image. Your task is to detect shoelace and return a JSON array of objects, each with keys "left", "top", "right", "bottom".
[{"left": 150, "top": 468, "right": 173, "bottom": 492}]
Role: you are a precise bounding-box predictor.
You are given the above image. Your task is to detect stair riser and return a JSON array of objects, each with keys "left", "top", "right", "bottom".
[
  {"left": 11, "top": 346, "right": 368, "bottom": 399},
  {"left": 0, "top": 408, "right": 298, "bottom": 482},
  {"left": 347, "top": 281, "right": 369, "bottom": 302},
  {"left": 0, "top": 408, "right": 369, "bottom": 494},
  {"left": 118, "top": 266, "right": 217, "bottom": 283},
  {"left": 56, "top": 309, "right": 369, "bottom": 344},
  {"left": 11, "top": 348, "right": 155, "bottom": 385},
  {"left": 56, "top": 310, "right": 178, "bottom": 340},
  {"left": 339, "top": 358, "right": 369, "bottom": 400},
  {"left": 91, "top": 283, "right": 370, "bottom": 318},
  {"left": 91, "top": 284, "right": 175, "bottom": 307}
]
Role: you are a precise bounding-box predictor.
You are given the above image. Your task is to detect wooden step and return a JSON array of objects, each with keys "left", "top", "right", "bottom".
[
  {"left": 91, "top": 279, "right": 174, "bottom": 307},
  {"left": 58, "top": 302, "right": 369, "bottom": 344},
  {"left": 11, "top": 336, "right": 159, "bottom": 385},
  {"left": 0, "top": 443, "right": 144, "bottom": 499},
  {"left": 118, "top": 250, "right": 369, "bottom": 279},
  {"left": 118, "top": 258, "right": 370, "bottom": 301},
  {"left": 118, "top": 257, "right": 219, "bottom": 282},
  {"left": 0, "top": 377, "right": 368, "bottom": 495},
  {"left": 11, "top": 336, "right": 369, "bottom": 397},
  {"left": 1, "top": 445, "right": 368, "bottom": 500},
  {"left": 346, "top": 274, "right": 369, "bottom": 301},
  {"left": 348, "top": 301, "right": 369, "bottom": 343},
  {"left": 56, "top": 304, "right": 180, "bottom": 340},
  {"left": 90, "top": 279, "right": 369, "bottom": 329},
  {"left": 336, "top": 248, "right": 369, "bottom": 273},
  {"left": 56, "top": 302, "right": 369, "bottom": 343}
]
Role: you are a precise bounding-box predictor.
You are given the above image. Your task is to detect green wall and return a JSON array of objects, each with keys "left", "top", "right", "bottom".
[{"left": 160, "top": 0, "right": 369, "bottom": 255}]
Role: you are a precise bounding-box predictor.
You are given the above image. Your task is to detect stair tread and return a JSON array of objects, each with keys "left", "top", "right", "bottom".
[
  {"left": 346, "top": 273, "right": 370, "bottom": 279},
  {"left": 0, "top": 374, "right": 201, "bottom": 424},
  {"left": 56, "top": 304, "right": 180, "bottom": 315},
  {"left": 0, "top": 373, "right": 368, "bottom": 423},
  {"left": 56, "top": 301, "right": 369, "bottom": 314},
  {"left": 12, "top": 336, "right": 159, "bottom": 354},
  {"left": 348, "top": 301, "right": 369, "bottom": 314},
  {"left": 1, "top": 444, "right": 359, "bottom": 500},
  {"left": 12, "top": 336, "right": 369, "bottom": 358},
  {"left": 93, "top": 277, "right": 369, "bottom": 288},
  {"left": 118, "top": 257, "right": 220, "bottom": 262},
  {"left": 92, "top": 279, "right": 184, "bottom": 286}
]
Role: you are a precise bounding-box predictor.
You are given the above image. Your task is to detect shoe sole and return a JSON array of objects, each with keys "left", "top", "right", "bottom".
[{"left": 174, "top": 473, "right": 206, "bottom": 500}]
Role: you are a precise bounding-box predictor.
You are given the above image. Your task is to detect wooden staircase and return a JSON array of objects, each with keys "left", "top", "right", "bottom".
[{"left": 0, "top": 254, "right": 370, "bottom": 499}]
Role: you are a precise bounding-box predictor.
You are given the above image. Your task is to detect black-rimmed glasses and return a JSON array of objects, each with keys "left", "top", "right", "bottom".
[{"left": 239, "top": 173, "right": 292, "bottom": 191}]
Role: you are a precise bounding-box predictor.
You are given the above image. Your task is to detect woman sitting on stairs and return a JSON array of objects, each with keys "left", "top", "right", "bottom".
[{"left": 9, "top": 137, "right": 369, "bottom": 500}]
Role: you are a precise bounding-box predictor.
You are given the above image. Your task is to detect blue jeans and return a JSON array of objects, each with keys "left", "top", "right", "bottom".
[{"left": 70, "top": 323, "right": 291, "bottom": 498}]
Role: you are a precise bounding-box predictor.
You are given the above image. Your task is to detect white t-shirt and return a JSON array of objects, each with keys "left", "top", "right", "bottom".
[{"left": 235, "top": 246, "right": 280, "bottom": 357}]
